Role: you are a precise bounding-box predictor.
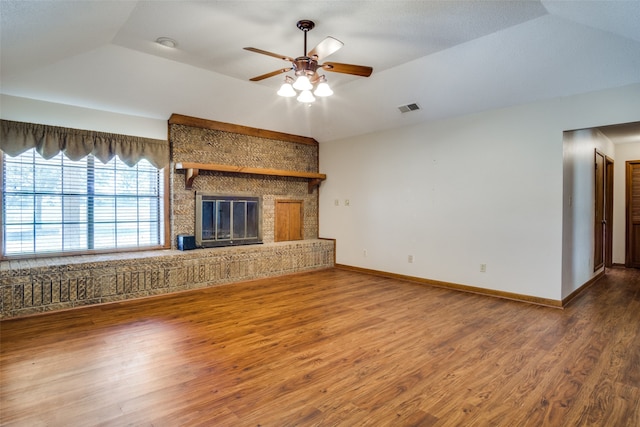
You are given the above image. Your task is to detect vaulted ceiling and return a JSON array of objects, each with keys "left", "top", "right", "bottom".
[{"left": 1, "top": 1, "right": 639, "bottom": 143}]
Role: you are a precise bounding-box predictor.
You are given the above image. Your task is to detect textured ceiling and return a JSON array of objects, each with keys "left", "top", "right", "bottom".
[{"left": 1, "top": 1, "right": 639, "bottom": 143}]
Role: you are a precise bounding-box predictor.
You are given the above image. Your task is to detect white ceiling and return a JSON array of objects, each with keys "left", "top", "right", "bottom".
[{"left": 1, "top": 1, "right": 639, "bottom": 143}]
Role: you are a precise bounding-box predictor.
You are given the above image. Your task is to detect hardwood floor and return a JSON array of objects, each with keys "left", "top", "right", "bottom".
[{"left": 1, "top": 267, "right": 639, "bottom": 426}]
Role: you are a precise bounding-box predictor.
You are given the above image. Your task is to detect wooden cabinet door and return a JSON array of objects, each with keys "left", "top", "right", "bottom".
[{"left": 275, "top": 200, "right": 303, "bottom": 242}]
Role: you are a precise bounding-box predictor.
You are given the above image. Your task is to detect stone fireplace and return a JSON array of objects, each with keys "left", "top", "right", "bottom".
[{"left": 169, "top": 114, "right": 324, "bottom": 246}]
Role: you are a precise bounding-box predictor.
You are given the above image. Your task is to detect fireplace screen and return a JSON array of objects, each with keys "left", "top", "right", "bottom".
[{"left": 195, "top": 193, "right": 261, "bottom": 247}]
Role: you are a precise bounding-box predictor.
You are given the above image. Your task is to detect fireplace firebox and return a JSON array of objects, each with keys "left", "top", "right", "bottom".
[{"left": 195, "top": 193, "right": 262, "bottom": 247}]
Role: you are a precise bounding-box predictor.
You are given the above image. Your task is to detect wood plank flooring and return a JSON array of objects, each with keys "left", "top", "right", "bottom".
[{"left": 1, "top": 267, "right": 639, "bottom": 426}]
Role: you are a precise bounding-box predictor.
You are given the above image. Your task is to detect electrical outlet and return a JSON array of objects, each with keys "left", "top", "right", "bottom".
[
  {"left": 363, "top": 249, "right": 368, "bottom": 257},
  {"left": 408, "top": 255, "right": 414, "bottom": 263},
  {"left": 480, "top": 264, "right": 487, "bottom": 273},
  {"left": 334, "top": 199, "right": 339, "bottom": 206}
]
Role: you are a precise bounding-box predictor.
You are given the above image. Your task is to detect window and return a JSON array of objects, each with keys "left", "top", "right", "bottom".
[{"left": 2, "top": 148, "right": 165, "bottom": 257}]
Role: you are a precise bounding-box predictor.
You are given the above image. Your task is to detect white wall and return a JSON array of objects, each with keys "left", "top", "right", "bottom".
[
  {"left": 0, "top": 94, "right": 167, "bottom": 140},
  {"left": 613, "top": 142, "right": 640, "bottom": 264},
  {"left": 319, "top": 84, "right": 640, "bottom": 301}
]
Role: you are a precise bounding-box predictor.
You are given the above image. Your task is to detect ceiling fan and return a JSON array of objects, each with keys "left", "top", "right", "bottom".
[{"left": 244, "top": 20, "right": 373, "bottom": 102}]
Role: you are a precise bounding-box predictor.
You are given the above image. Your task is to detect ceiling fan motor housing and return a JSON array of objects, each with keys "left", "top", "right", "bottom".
[{"left": 293, "top": 57, "right": 318, "bottom": 76}]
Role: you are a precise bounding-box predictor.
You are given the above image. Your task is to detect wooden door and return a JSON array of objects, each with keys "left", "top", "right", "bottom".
[
  {"left": 626, "top": 161, "right": 640, "bottom": 268},
  {"left": 605, "top": 157, "right": 614, "bottom": 268},
  {"left": 275, "top": 200, "right": 303, "bottom": 242},
  {"left": 594, "top": 150, "right": 605, "bottom": 271}
]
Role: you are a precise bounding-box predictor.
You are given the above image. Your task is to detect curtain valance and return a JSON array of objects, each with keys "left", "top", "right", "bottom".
[{"left": 0, "top": 120, "right": 169, "bottom": 169}]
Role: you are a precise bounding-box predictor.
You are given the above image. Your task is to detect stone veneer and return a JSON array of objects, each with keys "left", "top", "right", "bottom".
[
  {"left": 0, "top": 239, "right": 334, "bottom": 319},
  {"left": 0, "top": 116, "right": 333, "bottom": 319},
  {"left": 170, "top": 121, "right": 320, "bottom": 244}
]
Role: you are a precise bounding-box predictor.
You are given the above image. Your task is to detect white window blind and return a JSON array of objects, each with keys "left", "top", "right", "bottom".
[{"left": 2, "top": 148, "right": 164, "bottom": 256}]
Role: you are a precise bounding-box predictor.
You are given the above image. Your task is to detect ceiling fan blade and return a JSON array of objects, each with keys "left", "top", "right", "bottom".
[
  {"left": 321, "top": 62, "right": 373, "bottom": 77},
  {"left": 308, "top": 36, "right": 343, "bottom": 61},
  {"left": 244, "top": 47, "right": 294, "bottom": 63},
  {"left": 249, "top": 68, "right": 292, "bottom": 81}
]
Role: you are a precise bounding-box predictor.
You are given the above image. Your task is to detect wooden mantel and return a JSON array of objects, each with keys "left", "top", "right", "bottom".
[{"left": 175, "top": 162, "right": 326, "bottom": 193}]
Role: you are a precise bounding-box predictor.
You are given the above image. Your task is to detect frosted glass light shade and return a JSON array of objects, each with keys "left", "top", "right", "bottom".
[
  {"left": 314, "top": 82, "right": 333, "bottom": 97},
  {"left": 277, "top": 83, "right": 296, "bottom": 97},
  {"left": 297, "top": 90, "right": 316, "bottom": 103},
  {"left": 293, "top": 75, "right": 313, "bottom": 91}
]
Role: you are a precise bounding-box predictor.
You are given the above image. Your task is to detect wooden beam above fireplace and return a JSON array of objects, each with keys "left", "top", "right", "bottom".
[
  {"left": 169, "top": 114, "right": 318, "bottom": 146},
  {"left": 175, "top": 162, "right": 326, "bottom": 193}
]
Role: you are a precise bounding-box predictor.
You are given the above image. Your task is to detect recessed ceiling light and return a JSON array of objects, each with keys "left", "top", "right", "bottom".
[{"left": 155, "top": 37, "right": 177, "bottom": 48}]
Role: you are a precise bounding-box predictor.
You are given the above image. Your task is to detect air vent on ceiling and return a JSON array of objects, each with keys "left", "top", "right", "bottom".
[{"left": 398, "top": 103, "right": 421, "bottom": 113}]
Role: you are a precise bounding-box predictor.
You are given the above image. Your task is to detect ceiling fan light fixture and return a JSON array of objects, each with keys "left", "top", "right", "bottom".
[
  {"left": 293, "top": 75, "right": 313, "bottom": 91},
  {"left": 277, "top": 76, "right": 296, "bottom": 97},
  {"left": 297, "top": 90, "right": 316, "bottom": 103},
  {"left": 314, "top": 76, "right": 333, "bottom": 97},
  {"left": 277, "top": 82, "right": 296, "bottom": 97}
]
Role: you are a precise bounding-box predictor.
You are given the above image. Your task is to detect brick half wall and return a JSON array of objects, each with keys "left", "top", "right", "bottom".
[{"left": 1, "top": 239, "right": 334, "bottom": 319}]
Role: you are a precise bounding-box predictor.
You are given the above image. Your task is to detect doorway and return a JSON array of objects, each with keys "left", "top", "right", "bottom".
[
  {"left": 594, "top": 150, "right": 614, "bottom": 271},
  {"left": 605, "top": 157, "right": 614, "bottom": 268}
]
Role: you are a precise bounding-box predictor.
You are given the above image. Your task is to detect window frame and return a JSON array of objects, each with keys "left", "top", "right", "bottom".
[{"left": 0, "top": 150, "right": 170, "bottom": 260}]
